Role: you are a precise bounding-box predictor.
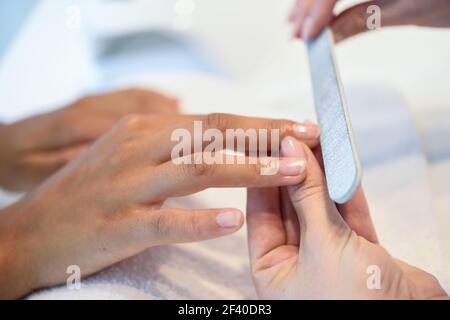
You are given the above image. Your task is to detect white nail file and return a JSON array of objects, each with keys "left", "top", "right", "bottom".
[{"left": 306, "top": 28, "right": 361, "bottom": 204}]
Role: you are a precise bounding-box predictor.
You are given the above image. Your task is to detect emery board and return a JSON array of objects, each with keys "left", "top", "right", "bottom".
[{"left": 306, "top": 28, "right": 361, "bottom": 204}]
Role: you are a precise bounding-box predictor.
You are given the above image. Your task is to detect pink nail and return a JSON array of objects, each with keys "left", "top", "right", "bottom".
[
  {"left": 281, "top": 136, "right": 306, "bottom": 158},
  {"left": 293, "top": 123, "right": 320, "bottom": 139},
  {"left": 216, "top": 210, "right": 242, "bottom": 228}
]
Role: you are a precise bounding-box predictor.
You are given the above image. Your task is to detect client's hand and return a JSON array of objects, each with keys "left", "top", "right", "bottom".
[
  {"left": 289, "top": 0, "right": 450, "bottom": 42},
  {"left": 247, "top": 137, "right": 448, "bottom": 299},
  {"left": 0, "top": 88, "right": 178, "bottom": 192},
  {"left": 0, "top": 113, "right": 320, "bottom": 299}
]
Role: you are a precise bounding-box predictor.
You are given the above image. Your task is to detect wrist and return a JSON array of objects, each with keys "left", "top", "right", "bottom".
[{"left": 0, "top": 205, "right": 38, "bottom": 299}]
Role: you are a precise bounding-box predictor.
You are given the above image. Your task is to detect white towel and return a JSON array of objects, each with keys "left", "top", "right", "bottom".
[{"left": 24, "top": 78, "right": 449, "bottom": 299}]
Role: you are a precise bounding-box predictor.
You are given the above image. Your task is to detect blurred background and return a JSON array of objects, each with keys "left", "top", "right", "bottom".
[{"left": 1, "top": 0, "right": 450, "bottom": 298}]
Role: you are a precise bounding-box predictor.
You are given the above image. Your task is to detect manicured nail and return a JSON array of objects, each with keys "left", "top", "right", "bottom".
[
  {"left": 279, "top": 158, "right": 306, "bottom": 176},
  {"left": 302, "top": 16, "right": 313, "bottom": 41},
  {"left": 293, "top": 123, "right": 321, "bottom": 139},
  {"left": 216, "top": 210, "right": 242, "bottom": 228},
  {"left": 281, "top": 136, "right": 306, "bottom": 159}
]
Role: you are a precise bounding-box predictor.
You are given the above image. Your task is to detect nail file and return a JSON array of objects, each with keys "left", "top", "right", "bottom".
[{"left": 306, "top": 28, "right": 361, "bottom": 204}]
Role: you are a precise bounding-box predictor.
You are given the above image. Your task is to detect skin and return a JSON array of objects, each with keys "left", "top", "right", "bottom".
[
  {"left": 0, "top": 113, "right": 320, "bottom": 299},
  {"left": 0, "top": 88, "right": 179, "bottom": 192},
  {"left": 247, "top": 137, "right": 448, "bottom": 299},
  {"left": 288, "top": 0, "right": 450, "bottom": 42}
]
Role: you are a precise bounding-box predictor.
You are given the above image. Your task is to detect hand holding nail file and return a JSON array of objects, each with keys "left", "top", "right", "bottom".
[{"left": 306, "top": 28, "right": 361, "bottom": 204}]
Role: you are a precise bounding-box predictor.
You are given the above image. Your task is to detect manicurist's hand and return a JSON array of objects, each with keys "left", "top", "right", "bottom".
[
  {"left": 247, "top": 137, "right": 448, "bottom": 299},
  {"left": 289, "top": 0, "right": 450, "bottom": 42},
  {"left": 0, "top": 113, "right": 320, "bottom": 299},
  {"left": 0, "top": 88, "right": 178, "bottom": 192}
]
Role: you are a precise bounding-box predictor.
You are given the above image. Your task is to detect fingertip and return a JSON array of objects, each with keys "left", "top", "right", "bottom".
[
  {"left": 293, "top": 122, "right": 321, "bottom": 139},
  {"left": 281, "top": 136, "right": 307, "bottom": 159},
  {"left": 288, "top": 9, "right": 297, "bottom": 23},
  {"left": 215, "top": 209, "right": 244, "bottom": 230},
  {"left": 292, "top": 17, "right": 304, "bottom": 39}
]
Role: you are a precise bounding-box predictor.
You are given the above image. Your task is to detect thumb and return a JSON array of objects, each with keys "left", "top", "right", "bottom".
[
  {"left": 281, "top": 137, "right": 347, "bottom": 239},
  {"left": 124, "top": 208, "right": 244, "bottom": 247}
]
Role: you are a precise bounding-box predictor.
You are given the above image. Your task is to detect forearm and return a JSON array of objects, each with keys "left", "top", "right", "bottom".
[{"left": 0, "top": 123, "right": 9, "bottom": 189}]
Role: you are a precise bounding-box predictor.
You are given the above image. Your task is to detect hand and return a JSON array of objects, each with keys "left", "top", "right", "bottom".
[
  {"left": 247, "top": 137, "right": 448, "bottom": 299},
  {"left": 289, "top": 0, "right": 450, "bottom": 42},
  {"left": 0, "top": 113, "right": 320, "bottom": 299},
  {"left": 0, "top": 88, "right": 178, "bottom": 192}
]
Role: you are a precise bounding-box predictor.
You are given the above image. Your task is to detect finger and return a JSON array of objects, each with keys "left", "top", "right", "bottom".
[
  {"left": 281, "top": 137, "right": 347, "bottom": 240},
  {"left": 280, "top": 187, "right": 300, "bottom": 246},
  {"left": 288, "top": 0, "right": 303, "bottom": 22},
  {"left": 301, "top": 0, "right": 336, "bottom": 40},
  {"left": 135, "top": 153, "right": 307, "bottom": 203},
  {"left": 394, "top": 259, "right": 447, "bottom": 298},
  {"left": 311, "top": 145, "right": 378, "bottom": 243},
  {"left": 124, "top": 208, "right": 243, "bottom": 247},
  {"left": 17, "top": 143, "right": 89, "bottom": 190},
  {"left": 142, "top": 113, "right": 320, "bottom": 164},
  {"left": 21, "top": 142, "right": 88, "bottom": 169},
  {"left": 291, "top": 0, "right": 312, "bottom": 37},
  {"left": 331, "top": 0, "right": 406, "bottom": 43},
  {"left": 247, "top": 188, "right": 286, "bottom": 263},
  {"left": 9, "top": 110, "right": 72, "bottom": 151},
  {"left": 337, "top": 186, "right": 379, "bottom": 243}
]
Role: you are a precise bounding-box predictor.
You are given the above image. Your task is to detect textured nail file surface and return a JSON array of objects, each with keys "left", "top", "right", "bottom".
[{"left": 306, "top": 28, "right": 361, "bottom": 204}]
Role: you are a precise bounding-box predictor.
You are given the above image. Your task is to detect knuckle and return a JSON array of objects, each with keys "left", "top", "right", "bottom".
[
  {"left": 151, "top": 213, "right": 170, "bottom": 239},
  {"left": 72, "top": 95, "right": 95, "bottom": 109},
  {"left": 130, "top": 88, "right": 155, "bottom": 108},
  {"left": 54, "top": 108, "right": 79, "bottom": 134},
  {"left": 58, "top": 108, "right": 75, "bottom": 127},
  {"left": 206, "top": 113, "right": 230, "bottom": 132},
  {"left": 119, "top": 114, "right": 144, "bottom": 131},
  {"left": 188, "top": 214, "right": 202, "bottom": 237},
  {"left": 290, "top": 181, "right": 326, "bottom": 204},
  {"left": 108, "top": 139, "right": 137, "bottom": 167},
  {"left": 182, "top": 162, "right": 215, "bottom": 178},
  {"left": 124, "top": 88, "right": 148, "bottom": 98}
]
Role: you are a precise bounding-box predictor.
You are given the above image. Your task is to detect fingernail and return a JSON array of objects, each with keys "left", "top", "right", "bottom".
[
  {"left": 281, "top": 136, "right": 306, "bottom": 159},
  {"left": 302, "top": 16, "right": 313, "bottom": 41},
  {"left": 279, "top": 158, "right": 306, "bottom": 176},
  {"left": 216, "top": 210, "right": 242, "bottom": 228},
  {"left": 293, "top": 123, "right": 321, "bottom": 139}
]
